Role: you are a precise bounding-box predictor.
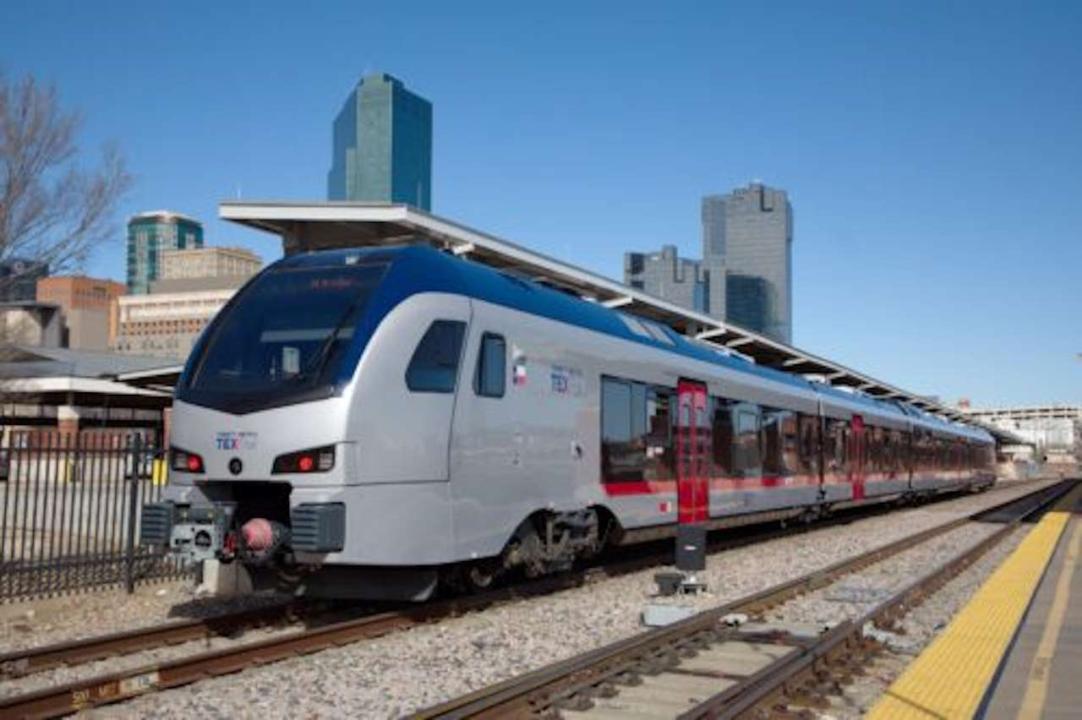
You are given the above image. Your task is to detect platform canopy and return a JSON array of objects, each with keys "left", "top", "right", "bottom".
[{"left": 218, "top": 201, "right": 1022, "bottom": 445}]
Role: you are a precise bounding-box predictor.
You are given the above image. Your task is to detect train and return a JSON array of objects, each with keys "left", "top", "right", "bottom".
[{"left": 140, "top": 244, "right": 997, "bottom": 600}]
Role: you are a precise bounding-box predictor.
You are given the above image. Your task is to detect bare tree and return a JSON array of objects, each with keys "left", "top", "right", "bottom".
[{"left": 0, "top": 71, "right": 132, "bottom": 280}]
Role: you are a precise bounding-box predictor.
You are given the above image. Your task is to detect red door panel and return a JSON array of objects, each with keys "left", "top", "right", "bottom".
[
  {"left": 850, "top": 414, "right": 866, "bottom": 500},
  {"left": 676, "top": 379, "right": 710, "bottom": 524}
]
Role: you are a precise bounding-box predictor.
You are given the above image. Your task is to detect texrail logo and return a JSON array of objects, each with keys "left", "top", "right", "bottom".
[{"left": 215, "top": 432, "right": 257, "bottom": 451}]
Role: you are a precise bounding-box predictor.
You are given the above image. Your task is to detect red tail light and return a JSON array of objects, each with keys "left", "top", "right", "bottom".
[
  {"left": 171, "top": 446, "right": 204, "bottom": 474},
  {"left": 272, "top": 445, "right": 335, "bottom": 474}
]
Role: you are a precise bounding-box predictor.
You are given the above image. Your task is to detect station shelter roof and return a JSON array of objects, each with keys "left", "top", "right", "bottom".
[
  {"left": 128, "top": 201, "right": 1022, "bottom": 446},
  {"left": 0, "top": 345, "right": 174, "bottom": 415}
]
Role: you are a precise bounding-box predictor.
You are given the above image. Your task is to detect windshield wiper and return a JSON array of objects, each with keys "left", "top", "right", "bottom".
[{"left": 289, "top": 302, "right": 362, "bottom": 383}]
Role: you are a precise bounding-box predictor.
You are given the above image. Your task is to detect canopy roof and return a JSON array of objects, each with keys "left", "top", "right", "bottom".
[{"left": 151, "top": 200, "right": 1022, "bottom": 446}]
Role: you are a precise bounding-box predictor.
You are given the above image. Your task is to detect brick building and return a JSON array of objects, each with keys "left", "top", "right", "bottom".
[{"left": 36, "top": 276, "right": 125, "bottom": 351}]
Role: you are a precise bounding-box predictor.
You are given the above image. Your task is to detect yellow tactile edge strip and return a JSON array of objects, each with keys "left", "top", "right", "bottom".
[{"left": 867, "top": 484, "right": 1081, "bottom": 720}]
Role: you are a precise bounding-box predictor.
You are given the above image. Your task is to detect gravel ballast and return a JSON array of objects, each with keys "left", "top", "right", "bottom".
[
  {"left": 0, "top": 582, "right": 290, "bottom": 656},
  {"left": 75, "top": 480, "right": 1055, "bottom": 719},
  {"left": 762, "top": 522, "right": 1000, "bottom": 629},
  {"left": 820, "top": 526, "right": 1029, "bottom": 718}
]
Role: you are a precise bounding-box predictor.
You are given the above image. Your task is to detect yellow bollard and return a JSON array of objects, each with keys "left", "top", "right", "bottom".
[{"left": 152, "top": 457, "right": 168, "bottom": 486}]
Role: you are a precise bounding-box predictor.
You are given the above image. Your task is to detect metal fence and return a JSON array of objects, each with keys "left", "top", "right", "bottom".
[{"left": 0, "top": 430, "right": 190, "bottom": 602}]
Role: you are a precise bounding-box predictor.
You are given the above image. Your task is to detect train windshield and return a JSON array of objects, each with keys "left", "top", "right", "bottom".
[{"left": 185, "top": 262, "right": 388, "bottom": 407}]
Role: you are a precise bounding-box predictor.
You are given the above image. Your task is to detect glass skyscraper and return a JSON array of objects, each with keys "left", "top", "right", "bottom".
[
  {"left": 126, "top": 211, "right": 203, "bottom": 294},
  {"left": 327, "top": 73, "right": 432, "bottom": 210},
  {"left": 702, "top": 184, "right": 792, "bottom": 343},
  {"left": 622, "top": 183, "right": 793, "bottom": 344}
]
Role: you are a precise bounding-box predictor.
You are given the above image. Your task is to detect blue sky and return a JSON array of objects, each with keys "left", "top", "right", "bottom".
[{"left": 3, "top": 1, "right": 1079, "bottom": 406}]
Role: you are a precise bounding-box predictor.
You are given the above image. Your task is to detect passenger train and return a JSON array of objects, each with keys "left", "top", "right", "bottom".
[{"left": 141, "top": 245, "right": 996, "bottom": 600}]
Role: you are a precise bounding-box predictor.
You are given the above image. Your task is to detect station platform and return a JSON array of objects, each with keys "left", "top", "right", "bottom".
[{"left": 868, "top": 481, "right": 1082, "bottom": 719}]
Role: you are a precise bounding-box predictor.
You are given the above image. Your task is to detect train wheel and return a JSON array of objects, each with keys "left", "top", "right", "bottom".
[
  {"left": 441, "top": 559, "right": 502, "bottom": 595},
  {"left": 465, "top": 563, "right": 497, "bottom": 591}
]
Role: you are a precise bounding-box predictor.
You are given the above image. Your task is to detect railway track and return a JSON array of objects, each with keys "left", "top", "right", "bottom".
[
  {"left": 0, "top": 480, "right": 1063, "bottom": 719},
  {"left": 0, "top": 489, "right": 938, "bottom": 680},
  {"left": 0, "top": 601, "right": 310, "bottom": 680},
  {"left": 410, "top": 478, "right": 1077, "bottom": 720}
]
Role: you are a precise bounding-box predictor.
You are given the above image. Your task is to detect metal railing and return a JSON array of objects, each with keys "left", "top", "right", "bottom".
[{"left": 0, "top": 430, "right": 190, "bottom": 602}]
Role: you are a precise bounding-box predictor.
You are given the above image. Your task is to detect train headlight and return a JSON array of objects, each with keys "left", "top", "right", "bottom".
[
  {"left": 170, "top": 446, "right": 205, "bottom": 474},
  {"left": 272, "top": 445, "right": 335, "bottom": 474}
]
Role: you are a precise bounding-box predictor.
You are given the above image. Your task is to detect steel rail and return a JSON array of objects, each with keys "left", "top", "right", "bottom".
[
  {"left": 0, "top": 480, "right": 1062, "bottom": 719},
  {"left": 0, "top": 480, "right": 971, "bottom": 684},
  {"left": 0, "top": 601, "right": 307, "bottom": 679},
  {"left": 409, "top": 479, "right": 1077, "bottom": 719},
  {"left": 685, "top": 478, "right": 1077, "bottom": 719},
  {"left": 0, "top": 554, "right": 683, "bottom": 719}
]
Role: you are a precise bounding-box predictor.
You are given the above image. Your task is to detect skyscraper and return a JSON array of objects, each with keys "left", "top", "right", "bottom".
[
  {"left": 624, "top": 246, "right": 726, "bottom": 317},
  {"left": 327, "top": 73, "right": 433, "bottom": 210},
  {"left": 126, "top": 211, "right": 203, "bottom": 294},
  {"left": 701, "top": 183, "right": 792, "bottom": 343}
]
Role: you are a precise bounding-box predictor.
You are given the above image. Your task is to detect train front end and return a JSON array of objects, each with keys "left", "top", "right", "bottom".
[{"left": 139, "top": 248, "right": 401, "bottom": 593}]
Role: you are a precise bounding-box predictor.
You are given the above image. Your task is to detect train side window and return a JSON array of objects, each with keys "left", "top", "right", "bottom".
[
  {"left": 644, "top": 388, "right": 673, "bottom": 480},
  {"left": 733, "top": 406, "right": 761, "bottom": 477},
  {"left": 761, "top": 408, "right": 793, "bottom": 476},
  {"left": 405, "top": 320, "right": 467, "bottom": 393},
  {"left": 826, "top": 418, "right": 847, "bottom": 473},
  {"left": 711, "top": 397, "right": 735, "bottom": 475},
  {"left": 474, "top": 333, "right": 507, "bottom": 398},
  {"left": 600, "top": 376, "right": 675, "bottom": 483},
  {"left": 798, "top": 413, "right": 820, "bottom": 475},
  {"left": 601, "top": 377, "right": 642, "bottom": 482}
]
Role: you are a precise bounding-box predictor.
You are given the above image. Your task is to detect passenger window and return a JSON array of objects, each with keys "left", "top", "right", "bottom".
[
  {"left": 711, "top": 398, "right": 735, "bottom": 476},
  {"left": 405, "top": 320, "right": 466, "bottom": 393},
  {"left": 601, "top": 376, "right": 675, "bottom": 483},
  {"left": 733, "top": 407, "right": 761, "bottom": 476},
  {"left": 474, "top": 333, "right": 506, "bottom": 398}
]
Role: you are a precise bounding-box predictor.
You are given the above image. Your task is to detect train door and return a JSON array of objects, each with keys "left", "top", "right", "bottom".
[
  {"left": 676, "top": 379, "right": 710, "bottom": 524},
  {"left": 676, "top": 380, "right": 710, "bottom": 572},
  {"left": 849, "top": 414, "right": 866, "bottom": 500}
]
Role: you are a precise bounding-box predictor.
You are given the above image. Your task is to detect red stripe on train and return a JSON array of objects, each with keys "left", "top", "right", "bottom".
[{"left": 602, "top": 475, "right": 820, "bottom": 496}]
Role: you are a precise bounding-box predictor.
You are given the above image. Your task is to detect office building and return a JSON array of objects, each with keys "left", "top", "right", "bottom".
[
  {"left": 0, "top": 259, "right": 49, "bottom": 302},
  {"left": 113, "top": 289, "right": 235, "bottom": 359},
  {"left": 114, "top": 247, "right": 260, "bottom": 359},
  {"left": 622, "top": 184, "right": 792, "bottom": 342},
  {"left": 725, "top": 274, "right": 770, "bottom": 336},
  {"left": 967, "top": 406, "right": 1082, "bottom": 463},
  {"left": 327, "top": 73, "right": 433, "bottom": 209},
  {"left": 701, "top": 183, "right": 792, "bottom": 343},
  {"left": 160, "top": 246, "right": 261, "bottom": 281},
  {"left": 126, "top": 211, "right": 204, "bottom": 294},
  {"left": 624, "top": 246, "right": 726, "bottom": 317},
  {"left": 36, "top": 275, "right": 125, "bottom": 351}
]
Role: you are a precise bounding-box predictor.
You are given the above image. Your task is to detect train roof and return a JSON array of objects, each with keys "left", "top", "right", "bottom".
[
  {"left": 271, "top": 245, "right": 991, "bottom": 443},
  {"left": 277, "top": 245, "right": 816, "bottom": 393}
]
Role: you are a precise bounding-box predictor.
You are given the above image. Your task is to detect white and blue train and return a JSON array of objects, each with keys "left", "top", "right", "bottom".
[{"left": 141, "top": 245, "right": 997, "bottom": 600}]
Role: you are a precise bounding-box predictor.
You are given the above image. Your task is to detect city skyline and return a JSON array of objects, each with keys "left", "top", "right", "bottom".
[
  {"left": 3, "top": 2, "right": 1079, "bottom": 407},
  {"left": 627, "top": 182, "right": 793, "bottom": 343}
]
